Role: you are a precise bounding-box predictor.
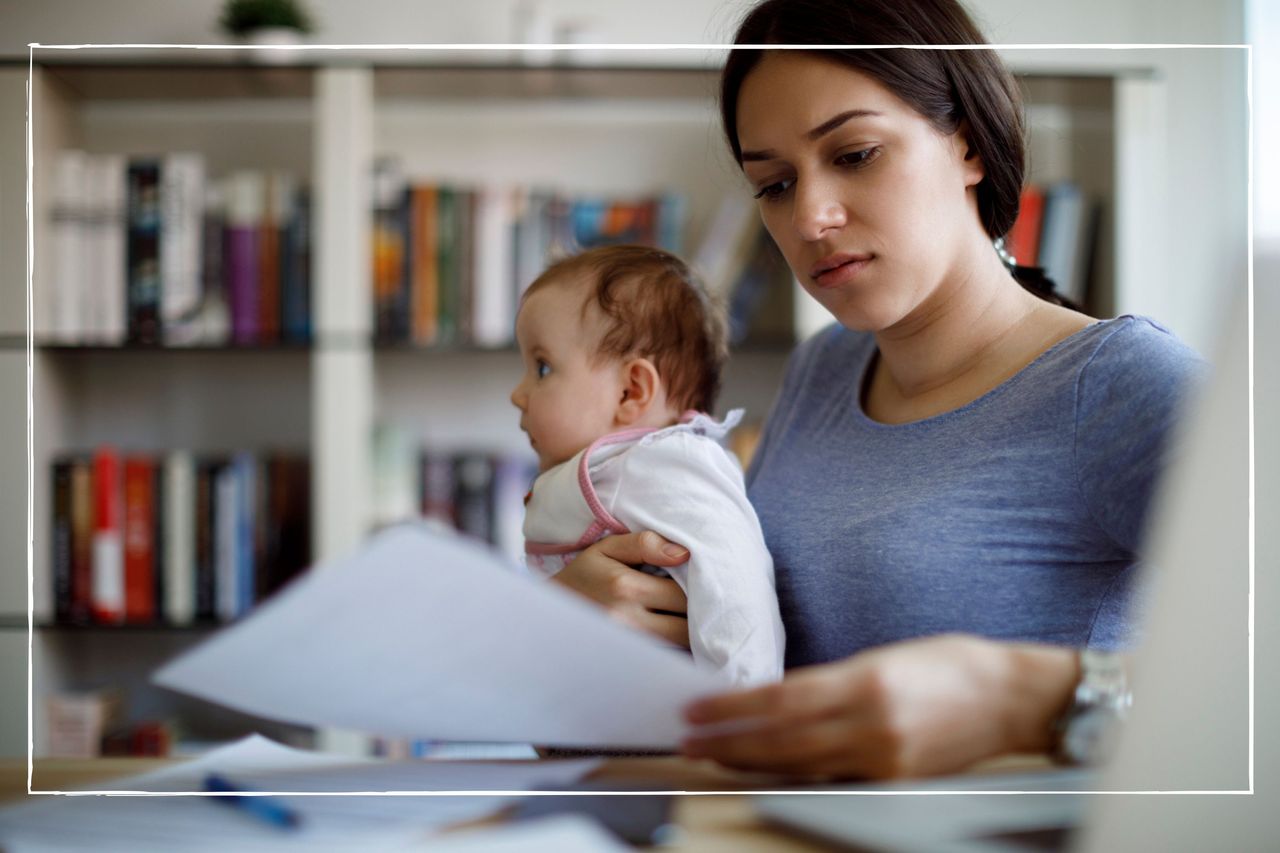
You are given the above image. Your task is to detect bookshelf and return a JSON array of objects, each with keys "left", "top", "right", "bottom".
[{"left": 0, "top": 52, "right": 1158, "bottom": 758}]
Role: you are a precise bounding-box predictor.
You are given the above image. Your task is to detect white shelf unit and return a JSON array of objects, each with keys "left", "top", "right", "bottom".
[{"left": 0, "top": 54, "right": 1166, "bottom": 757}]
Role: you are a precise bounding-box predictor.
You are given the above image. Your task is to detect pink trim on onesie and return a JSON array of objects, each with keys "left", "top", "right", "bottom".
[{"left": 524, "top": 412, "right": 709, "bottom": 557}]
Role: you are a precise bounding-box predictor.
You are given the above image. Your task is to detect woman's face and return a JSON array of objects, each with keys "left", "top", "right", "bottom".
[{"left": 735, "top": 52, "right": 986, "bottom": 332}]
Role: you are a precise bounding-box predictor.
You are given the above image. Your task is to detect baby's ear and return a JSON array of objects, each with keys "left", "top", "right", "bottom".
[{"left": 614, "top": 357, "right": 662, "bottom": 425}]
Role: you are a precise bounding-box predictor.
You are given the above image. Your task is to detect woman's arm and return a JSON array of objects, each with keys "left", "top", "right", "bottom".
[
  {"left": 551, "top": 531, "right": 693, "bottom": 648},
  {"left": 681, "top": 634, "right": 1079, "bottom": 779}
]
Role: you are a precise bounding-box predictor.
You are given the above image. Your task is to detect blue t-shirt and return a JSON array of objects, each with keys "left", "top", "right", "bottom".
[{"left": 745, "top": 315, "right": 1203, "bottom": 668}]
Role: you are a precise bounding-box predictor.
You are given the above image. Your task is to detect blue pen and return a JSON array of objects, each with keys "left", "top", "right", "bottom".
[{"left": 204, "top": 772, "right": 303, "bottom": 830}]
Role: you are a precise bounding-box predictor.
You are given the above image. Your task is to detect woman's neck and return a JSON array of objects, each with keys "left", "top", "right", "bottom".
[{"left": 872, "top": 244, "right": 1042, "bottom": 401}]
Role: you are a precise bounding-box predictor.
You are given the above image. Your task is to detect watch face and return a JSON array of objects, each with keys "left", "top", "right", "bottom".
[{"left": 1064, "top": 706, "right": 1120, "bottom": 765}]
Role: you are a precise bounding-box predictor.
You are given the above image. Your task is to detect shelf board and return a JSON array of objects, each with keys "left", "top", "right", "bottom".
[{"left": 17, "top": 619, "right": 226, "bottom": 633}]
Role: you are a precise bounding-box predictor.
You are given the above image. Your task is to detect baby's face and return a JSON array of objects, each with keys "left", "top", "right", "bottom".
[{"left": 510, "top": 279, "right": 626, "bottom": 472}]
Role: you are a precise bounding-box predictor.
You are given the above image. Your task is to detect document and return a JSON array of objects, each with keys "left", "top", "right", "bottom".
[
  {"left": 0, "top": 734, "right": 602, "bottom": 851},
  {"left": 154, "top": 524, "right": 729, "bottom": 748}
]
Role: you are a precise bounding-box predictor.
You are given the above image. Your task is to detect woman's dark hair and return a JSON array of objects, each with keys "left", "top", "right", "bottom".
[{"left": 720, "top": 0, "right": 1075, "bottom": 308}]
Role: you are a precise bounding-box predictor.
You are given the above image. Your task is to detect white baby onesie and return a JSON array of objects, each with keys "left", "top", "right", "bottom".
[{"left": 523, "top": 410, "right": 785, "bottom": 686}]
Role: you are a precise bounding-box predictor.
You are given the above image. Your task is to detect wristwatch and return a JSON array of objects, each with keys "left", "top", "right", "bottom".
[{"left": 1051, "top": 649, "right": 1132, "bottom": 766}]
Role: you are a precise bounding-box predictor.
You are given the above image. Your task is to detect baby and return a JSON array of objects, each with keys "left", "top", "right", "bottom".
[{"left": 510, "top": 245, "right": 784, "bottom": 686}]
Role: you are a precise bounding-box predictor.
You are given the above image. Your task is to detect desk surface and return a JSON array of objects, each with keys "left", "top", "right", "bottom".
[{"left": 0, "top": 753, "right": 1052, "bottom": 851}]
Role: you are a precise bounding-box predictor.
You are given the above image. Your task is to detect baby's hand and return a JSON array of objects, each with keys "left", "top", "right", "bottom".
[{"left": 553, "top": 531, "right": 691, "bottom": 649}]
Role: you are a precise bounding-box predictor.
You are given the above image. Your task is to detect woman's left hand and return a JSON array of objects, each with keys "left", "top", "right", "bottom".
[{"left": 681, "top": 634, "right": 1077, "bottom": 779}]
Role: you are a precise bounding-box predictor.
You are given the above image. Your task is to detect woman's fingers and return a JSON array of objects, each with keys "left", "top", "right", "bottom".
[
  {"left": 685, "top": 663, "right": 859, "bottom": 725},
  {"left": 592, "top": 530, "right": 690, "bottom": 569},
  {"left": 626, "top": 609, "right": 691, "bottom": 649}
]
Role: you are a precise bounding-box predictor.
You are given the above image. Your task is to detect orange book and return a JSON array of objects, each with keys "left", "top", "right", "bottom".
[
  {"left": 122, "top": 456, "right": 156, "bottom": 623},
  {"left": 411, "top": 185, "right": 439, "bottom": 345},
  {"left": 258, "top": 177, "right": 282, "bottom": 344},
  {"left": 1006, "top": 185, "right": 1045, "bottom": 267}
]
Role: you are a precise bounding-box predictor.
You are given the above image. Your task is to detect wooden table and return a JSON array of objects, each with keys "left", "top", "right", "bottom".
[{"left": 0, "top": 753, "right": 1052, "bottom": 851}]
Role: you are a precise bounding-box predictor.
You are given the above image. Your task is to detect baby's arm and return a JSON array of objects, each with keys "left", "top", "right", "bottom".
[{"left": 604, "top": 432, "right": 785, "bottom": 685}]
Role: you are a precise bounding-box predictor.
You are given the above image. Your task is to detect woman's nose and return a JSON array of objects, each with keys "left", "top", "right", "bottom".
[{"left": 792, "top": 175, "right": 847, "bottom": 241}]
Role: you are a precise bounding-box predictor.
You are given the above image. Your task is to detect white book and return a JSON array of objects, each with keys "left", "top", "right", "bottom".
[
  {"left": 215, "top": 463, "right": 239, "bottom": 623},
  {"left": 163, "top": 450, "right": 196, "bottom": 625},
  {"left": 81, "top": 156, "right": 108, "bottom": 343},
  {"left": 161, "top": 152, "right": 206, "bottom": 342},
  {"left": 691, "top": 194, "right": 761, "bottom": 300},
  {"left": 471, "top": 185, "right": 516, "bottom": 347},
  {"left": 49, "top": 150, "right": 88, "bottom": 342},
  {"left": 97, "top": 154, "right": 128, "bottom": 345}
]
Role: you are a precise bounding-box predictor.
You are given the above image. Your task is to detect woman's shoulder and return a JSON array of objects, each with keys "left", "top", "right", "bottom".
[{"left": 1067, "top": 314, "right": 1206, "bottom": 392}]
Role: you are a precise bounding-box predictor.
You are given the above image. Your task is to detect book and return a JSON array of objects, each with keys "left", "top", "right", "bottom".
[
  {"left": 420, "top": 452, "right": 457, "bottom": 529},
  {"left": 1038, "top": 181, "right": 1092, "bottom": 307},
  {"left": 225, "top": 170, "right": 264, "bottom": 345},
  {"left": 97, "top": 154, "right": 129, "bottom": 345},
  {"left": 160, "top": 152, "right": 206, "bottom": 344},
  {"left": 281, "top": 186, "right": 311, "bottom": 344},
  {"left": 163, "top": 451, "right": 196, "bottom": 625},
  {"left": 471, "top": 186, "right": 515, "bottom": 348},
  {"left": 257, "top": 172, "right": 291, "bottom": 345},
  {"left": 123, "top": 456, "right": 157, "bottom": 623},
  {"left": 69, "top": 457, "right": 94, "bottom": 622},
  {"left": 372, "top": 159, "right": 408, "bottom": 342},
  {"left": 453, "top": 454, "right": 495, "bottom": 544},
  {"left": 1006, "top": 184, "right": 1045, "bottom": 268},
  {"left": 51, "top": 459, "right": 74, "bottom": 622},
  {"left": 436, "top": 186, "right": 460, "bottom": 345},
  {"left": 410, "top": 185, "right": 439, "bottom": 346},
  {"left": 49, "top": 150, "right": 87, "bottom": 342},
  {"left": 233, "top": 452, "right": 258, "bottom": 617},
  {"left": 91, "top": 447, "right": 125, "bottom": 624},
  {"left": 215, "top": 461, "right": 240, "bottom": 622},
  {"left": 125, "top": 159, "right": 163, "bottom": 345},
  {"left": 195, "top": 457, "right": 223, "bottom": 621}
]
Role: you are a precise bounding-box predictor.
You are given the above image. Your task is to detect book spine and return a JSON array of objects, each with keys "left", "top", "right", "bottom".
[
  {"left": 122, "top": 456, "right": 156, "bottom": 623},
  {"left": 411, "top": 185, "right": 439, "bottom": 345},
  {"left": 215, "top": 463, "right": 239, "bottom": 622},
  {"left": 151, "top": 456, "right": 165, "bottom": 621},
  {"left": 164, "top": 451, "right": 196, "bottom": 625},
  {"left": 453, "top": 454, "right": 495, "bottom": 544},
  {"left": 234, "top": 452, "right": 257, "bottom": 616},
  {"left": 51, "top": 459, "right": 74, "bottom": 622},
  {"left": 1006, "top": 184, "right": 1045, "bottom": 268},
  {"left": 436, "top": 187, "right": 458, "bottom": 345},
  {"left": 126, "top": 160, "right": 162, "bottom": 345},
  {"left": 90, "top": 447, "right": 124, "bottom": 624},
  {"left": 420, "top": 452, "right": 458, "bottom": 529},
  {"left": 225, "top": 171, "right": 263, "bottom": 345},
  {"left": 69, "top": 458, "right": 93, "bottom": 622},
  {"left": 258, "top": 172, "right": 287, "bottom": 345},
  {"left": 472, "top": 186, "right": 514, "bottom": 348},
  {"left": 281, "top": 186, "right": 311, "bottom": 344},
  {"left": 194, "top": 459, "right": 219, "bottom": 621},
  {"left": 49, "top": 150, "right": 87, "bottom": 342},
  {"left": 160, "top": 153, "right": 206, "bottom": 341},
  {"left": 100, "top": 155, "right": 129, "bottom": 345}
]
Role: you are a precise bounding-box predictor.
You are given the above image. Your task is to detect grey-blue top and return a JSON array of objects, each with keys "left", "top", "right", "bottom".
[{"left": 745, "top": 315, "right": 1203, "bottom": 668}]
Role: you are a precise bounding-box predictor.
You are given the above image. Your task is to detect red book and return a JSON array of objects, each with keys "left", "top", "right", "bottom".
[
  {"left": 91, "top": 447, "right": 124, "bottom": 624},
  {"left": 1006, "top": 184, "right": 1045, "bottom": 267},
  {"left": 123, "top": 456, "right": 157, "bottom": 623}
]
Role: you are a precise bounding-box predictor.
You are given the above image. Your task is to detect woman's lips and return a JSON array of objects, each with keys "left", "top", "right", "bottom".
[{"left": 811, "top": 254, "right": 873, "bottom": 289}]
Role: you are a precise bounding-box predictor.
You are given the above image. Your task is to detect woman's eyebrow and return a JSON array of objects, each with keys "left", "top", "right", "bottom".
[{"left": 741, "top": 109, "right": 884, "bottom": 162}]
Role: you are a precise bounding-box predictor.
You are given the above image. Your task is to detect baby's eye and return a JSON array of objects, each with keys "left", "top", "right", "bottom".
[{"left": 536, "top": 360, "right": 551, "bottom": 379}]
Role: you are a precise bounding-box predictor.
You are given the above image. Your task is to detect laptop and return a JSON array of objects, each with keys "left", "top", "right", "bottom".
[{"left": 756, "top": 282, "right": 1260, "bottom": 849}]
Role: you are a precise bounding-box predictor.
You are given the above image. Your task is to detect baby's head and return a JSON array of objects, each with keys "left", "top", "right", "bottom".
[{"left": 510, "top": 245, "right": 728, "bottom": 472}]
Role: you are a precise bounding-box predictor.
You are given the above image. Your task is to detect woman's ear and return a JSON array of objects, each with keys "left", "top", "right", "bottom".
[
  {"left": 614, "top": 357, "right": 662, "bottom": 425},
  {"left": 953, "top": 120, "right": 986, "bottom": 188}
]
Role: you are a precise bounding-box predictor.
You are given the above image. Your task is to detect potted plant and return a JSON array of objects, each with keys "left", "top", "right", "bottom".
[{"left": 219, "top": 0, "right": 315, "bottom": 62}]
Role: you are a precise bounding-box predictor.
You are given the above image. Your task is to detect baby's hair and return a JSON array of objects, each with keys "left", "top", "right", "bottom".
[{"left": 523, "top": 245, "right": 729, "bottom": 414}]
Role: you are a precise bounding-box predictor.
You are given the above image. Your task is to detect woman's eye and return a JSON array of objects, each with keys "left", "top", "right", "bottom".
[
  {"left": 536, "top": 360, "right": 551, "bottom": 378},
  {"left": 837, "top": 146, "right": 881, "bottom": 168},
  {"left": 752, "top": 178, "right": 794, "bottom": 201}
]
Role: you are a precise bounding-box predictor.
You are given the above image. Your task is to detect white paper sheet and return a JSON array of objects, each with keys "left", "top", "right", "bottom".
[
  {"left": 0, "top": 734, "right": 601, "bottom": 852},
  {"left": 154, "top": 524, "right": 728, "bottom": 748}
]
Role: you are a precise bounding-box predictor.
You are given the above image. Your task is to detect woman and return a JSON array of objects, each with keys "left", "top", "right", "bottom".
[{"left": 552, "top": 0, "right": 1201, "bottom": 778}]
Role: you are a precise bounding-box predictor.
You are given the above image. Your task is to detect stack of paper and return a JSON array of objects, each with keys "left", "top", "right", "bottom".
[{"left": 154, "top": 524, "right": 728, "bottom": 748}]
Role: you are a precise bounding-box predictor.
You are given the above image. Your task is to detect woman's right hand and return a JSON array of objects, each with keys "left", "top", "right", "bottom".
[{"left": 552, "top": 531, "right": 691, "bottom": 649}]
